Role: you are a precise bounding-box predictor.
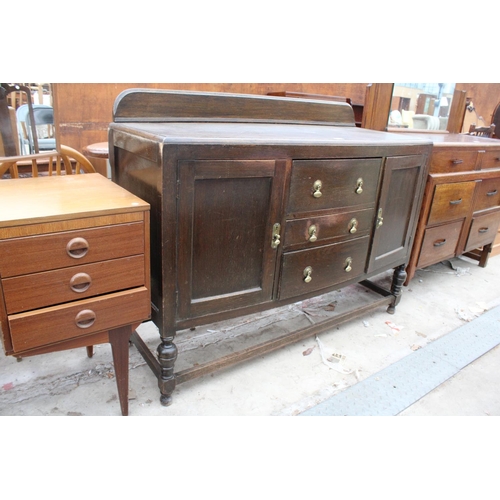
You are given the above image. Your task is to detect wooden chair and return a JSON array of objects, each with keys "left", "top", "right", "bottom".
[
  {"left": 0, "top": 145, "right": 96, "bottom": 179},
  {"left": 468, "top": 123, "right": 496, "bottom": 137}
]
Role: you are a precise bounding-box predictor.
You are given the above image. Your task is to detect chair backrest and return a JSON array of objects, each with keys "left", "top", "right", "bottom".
[
  {"left": 0, "top": 145, "right": 96, "bottom": 179},
  {"left": 25, "top": 104, "right": 55, "bottom": 152},
  {"left": 468, "top": 123, "right": 496, "bottom": 137}
]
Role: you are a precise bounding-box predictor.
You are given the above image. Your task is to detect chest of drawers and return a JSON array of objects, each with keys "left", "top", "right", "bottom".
[
  {"left": 404, "top": 134, "right": 500, "bottom": 283},
  {"left": 0, "top": 174, "right": 150, "bottom": 415},
  {"left": 109, "top": 89, "right": 432, "bottom": 406}
]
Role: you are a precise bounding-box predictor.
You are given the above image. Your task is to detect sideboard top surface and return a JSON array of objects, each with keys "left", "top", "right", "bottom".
[
  {"left": 110, "top": 121, "right": 434, "bottom": 148},
  {"left": 389, "top": 132, "right": 500, "bottom": 148}
]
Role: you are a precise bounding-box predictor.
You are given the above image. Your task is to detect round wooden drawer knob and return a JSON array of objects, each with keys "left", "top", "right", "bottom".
[{"left": 75, "top": 309, "right": 96, "bottom": 329}]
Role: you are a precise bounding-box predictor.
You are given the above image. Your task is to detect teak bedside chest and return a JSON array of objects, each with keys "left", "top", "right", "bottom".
[
  {"left": 0, "top": 173, "right": 150, "bottom": 415},
  {"left": 109, "top": 89, "right": 433, "bottom": 407}
]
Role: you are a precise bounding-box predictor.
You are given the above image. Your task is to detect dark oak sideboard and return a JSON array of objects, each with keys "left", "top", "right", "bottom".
[
  {"left": 109, "top": 89, "right": 433, "bottom": 406},
  {"left": 403, "top": 133, "right": 500, "bottom": 283}
]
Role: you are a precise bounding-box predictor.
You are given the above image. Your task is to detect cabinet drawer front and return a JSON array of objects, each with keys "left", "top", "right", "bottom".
[
  {"left": 3, "top": 255, "right": 145, "bottom": 314},
  {"left": 287, "top": 159, "right": 382, "bottom": 214},
  {"left": 8, "top": 287, "right": 150, "bottom": 353},
  {"left": 283, "top": 208, "right": 374, "bottom": 249},
  {"left": 465, "top": 212, "right": 500, "bottom": 252},
  {"left": 430, "top": 149, "right": 478, "bottom": 174},
  {"left": 474, "top": 178, "right": 500, "bottom": 212},
  {"left": 417, "top": 220, "right": 463, "bottom": 268},
  {"left": 427, "top": 181, "right": 476, "bottom": 225},
  {"left": 0, "top": 222, "right": 144, "bottom": 278},
  {"left": 480, "top": 150, "right": 500, "bottom": 170},
  {"left": 279, "top": 236, "right": 370, "bottom": 300}
]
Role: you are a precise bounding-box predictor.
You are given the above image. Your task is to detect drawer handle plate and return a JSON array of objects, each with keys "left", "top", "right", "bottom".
[
  {"left": 487, "top": 190, "right": 498, "bottom": 196},
  {"left": 312, "top": 180, "right": 322, "bottom": 198},
  {"left": 479, "top": 227, "right": 489, "bottom": 234},
  {"left": 271, "top": 223, "right": 281, "bottom": 249},
  {"left": 433, "top": 239, "right": 446, "bottom": 247},
  {"left": 348, "top": 218, "right": 358, "bottom": 234},
  {"left": 308, "top": 224, "right": 318, "bottom": 242},
  {"left": 355, "top": 178, "right": 363, "bottom": 194},
  {"left": 344, "top": 257, "right": 353, "bottom": 272},
  {"left": 449, "top": 198, "right": 462, "bottom": 205},
  {"left": 75, "top": 309, "right": 96, "bottom": 329},
  {"left": 70, "top": 272, "right": 92, "bottom": 293},
  {"left": 303, "top": 266, "right": 313, "bottom": 283},
  {"left": 376, "top": 208, "right": 384, "bottom": 229},
  {"left": 67, "top": 237, "right": 89, "bottom": 259}
]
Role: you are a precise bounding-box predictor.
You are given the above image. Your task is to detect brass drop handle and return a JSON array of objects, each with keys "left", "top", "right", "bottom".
[
  {"left": 303, "top": 266, "right": 313, "bottom": 283},
  {"left": 67, "top": 237, "right": 89, "bottom": 259},
  {"left": 70, "top": 272, "right": 92, "bottom": 293},
  {"left": 75, "top": 309, "right": 96, "bottom": 329},
  {"left": 376, "top": 208, "right": 384, "bottom": 228},
  {"left": 308, "top": 224, "right": 318, "bottom": 242},
  {"left": 271, "top": 223, "right": 281, "bottom": 249},
  {"left": 355, "top": 178, "right": 363, "bottom": 194},
  {"left": 348, "top": 218, "right": 358, "bottom": 234},
  {"left": 344, "top": 257, "right": 353, "bottom": 272},
  {"left": 312, "top": 180, "right": 322, "bottom": 198}
]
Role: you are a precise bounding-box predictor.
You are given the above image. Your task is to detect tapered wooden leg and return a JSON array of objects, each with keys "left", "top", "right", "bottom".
[
  {"left": 86, "top": 346, "right": 94, "bottom": 358},
  {"left": 108, "top": 325, "right": 133, "bottom": 416}
]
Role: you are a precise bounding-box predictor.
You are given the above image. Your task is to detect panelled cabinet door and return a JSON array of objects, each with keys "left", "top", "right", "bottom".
[
  {"left": 367, "top": 155, "right": 427, "bottom": 273},
  {"left": 177, "top": 159, "right": 285, "bottom": 320}
]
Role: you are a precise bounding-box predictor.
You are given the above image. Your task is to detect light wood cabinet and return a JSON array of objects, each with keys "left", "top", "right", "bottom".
[{"left": 0, "top": 174, "right": 150, "bottom": 415}]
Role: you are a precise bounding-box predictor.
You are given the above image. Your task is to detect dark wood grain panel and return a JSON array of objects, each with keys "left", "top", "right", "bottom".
[
  {"left": 279, "top": 236, "right": 370, "bottom": 300},
  {"left": 287, "top": 158, "right": 381, "bottom": 214}
]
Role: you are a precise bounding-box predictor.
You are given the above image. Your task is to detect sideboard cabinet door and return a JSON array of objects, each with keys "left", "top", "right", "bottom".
[
  {"left": 367, "top": 155, "right": 427, "bottom": 273},
  {"left": 177, "top": 160, "right": 285, "bottom": 320}
]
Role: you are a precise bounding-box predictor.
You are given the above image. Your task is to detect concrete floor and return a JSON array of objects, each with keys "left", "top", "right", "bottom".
[{"left": 1, "top": 253, "right": 500, "bottom": 417}]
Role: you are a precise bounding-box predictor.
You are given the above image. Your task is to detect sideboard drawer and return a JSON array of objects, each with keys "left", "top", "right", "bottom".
[
  {"left": 0, "top": 222, "right": 145, "bottom": 278},
  {"left": 430, "top": 149, "right": 478, "bottom": 174},
  {"left": 465, "top": 212, "right": 500, "bottom": 252},
  {"left": 283, "top": 208, "right": 374, "bottom": 249},
  {"left": 427, "top": 181, "right": 476, "bottom": 225},
  {"left": 480, "top": 150, "right": 500, "bottom": 170},
  {"left": 2, "top": 255, "right": 145, "bottom": 314},
  {"left": 279, "top": 236, "right": 370, "bottom": 300},
  {"left": 417, "top": 220, "right": 463, "bottom": 268},
  {"left": 287, "top": 159, "right": 381, "bottom": 213},
  {"left": 473, "top": 178, "right": 500, "bottom": 212},
  {"left": 8, "top": 287, "right": 150, "bottom": 352}
]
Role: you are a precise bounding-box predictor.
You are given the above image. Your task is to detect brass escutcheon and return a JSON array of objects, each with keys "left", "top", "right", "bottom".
[
  {"left": 312, "top": 180, "right": 322, "bottom": 198},
  {"left": 348, "top": 218, "right": 358, "bottom": 234},
  {"left": 355, "top": 178, "right": 363, "bottom": 194},
  {"left": 271, "top": 223, "right": 281, "bottom": 249},
  {"left": 376, "top": 208, "right": 384, "bottom": 228},
  {"left": 303, "top": 266, "right": 313, "bottom": 283},
  {"left": 344, "top": 257, "right": 352, "bottom": 272},
  {"left": 308, "top": 224, "right": 318, "bottom": 242}
]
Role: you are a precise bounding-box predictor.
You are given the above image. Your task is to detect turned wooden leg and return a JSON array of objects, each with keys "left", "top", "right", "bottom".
[
  {"left": 108, "top": 325, "right": 133, "bottom": 416},
  {"left": 387, "top": 264, "right": 407, "bottom": 315},
  {"left": 157, "top": 334, "right": 178, "bottom": 406}
]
